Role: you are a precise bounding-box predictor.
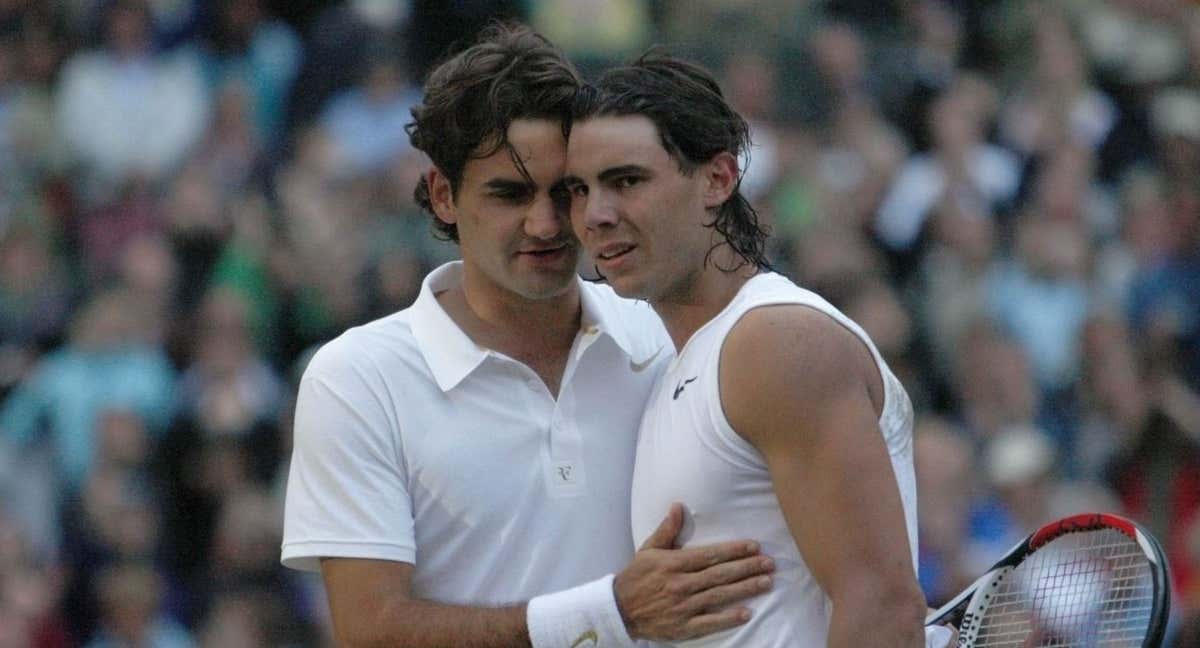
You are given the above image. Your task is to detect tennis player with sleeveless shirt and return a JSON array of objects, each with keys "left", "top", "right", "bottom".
[
  {"left": 282, "top": 27, "right": 779, "bottom": 648},
  {"left": 565, "top": 54, "right": 953, "bottom": 647}
]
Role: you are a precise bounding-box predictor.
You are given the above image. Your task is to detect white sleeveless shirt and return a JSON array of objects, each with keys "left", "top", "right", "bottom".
[{"left": 630, "top": 272, "right": 919, "bottom": 647}]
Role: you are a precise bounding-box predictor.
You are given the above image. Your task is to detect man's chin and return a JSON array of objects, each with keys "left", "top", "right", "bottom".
[
  {"left": 512, "top": 272, "right": 579, "bottom": 301},
  {"left": 601, "top": 273, "right": 649, "bottom": 301}
]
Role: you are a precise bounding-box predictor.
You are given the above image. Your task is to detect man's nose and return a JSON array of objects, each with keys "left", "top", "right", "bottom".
[
  {"left": 578, "top": 192, "right": 619, "bottom": 231},
  {"left": 525, "top": 194, "right": 563, "bottom": 239}
]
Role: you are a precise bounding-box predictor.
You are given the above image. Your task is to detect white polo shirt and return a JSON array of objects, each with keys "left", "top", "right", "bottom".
[{"left": 282, "top": 262, "right": 671, "bottom": 605}]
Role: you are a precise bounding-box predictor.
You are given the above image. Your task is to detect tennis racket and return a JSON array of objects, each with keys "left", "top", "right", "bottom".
[{"left": 925, "top": 512, "right": 1170, "bottom": 647}]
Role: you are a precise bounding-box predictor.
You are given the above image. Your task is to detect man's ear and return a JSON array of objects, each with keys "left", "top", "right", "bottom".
[
  {"left": 428, "top": 167, "right": 457, "bottom": 225},
  {"left": 702, "top": 152, "right": 739, "bottom": 208}
]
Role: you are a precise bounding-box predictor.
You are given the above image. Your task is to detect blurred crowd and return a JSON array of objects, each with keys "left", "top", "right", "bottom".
[{"left": 0, "top": 0, "right": 1197, "bottom": 646}]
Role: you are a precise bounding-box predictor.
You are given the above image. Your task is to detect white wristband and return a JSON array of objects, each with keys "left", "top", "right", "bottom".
[
  {"left": 527, "top": 574, "right": 635, "bottom": 648},
  {"left": 925, "top": 624, "right": 955, "bottom": 648}
]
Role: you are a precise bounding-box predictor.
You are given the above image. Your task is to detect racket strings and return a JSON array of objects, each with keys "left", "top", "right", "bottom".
[{"left": 970, "top": 528, "right": 1154, "bottom": 647}]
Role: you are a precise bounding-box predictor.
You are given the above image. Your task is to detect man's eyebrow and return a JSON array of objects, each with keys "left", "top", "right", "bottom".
[
  {"left": 482, "top": 178, "right": 535, "bottom": 191},
  {"left": 598, "top": 165, "right": 649, "bottom": 182}
]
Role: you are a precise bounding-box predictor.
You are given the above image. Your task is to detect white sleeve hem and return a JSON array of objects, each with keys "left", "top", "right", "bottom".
[{"left": 281, "top": 540, "right": 416, "bottom": 572}]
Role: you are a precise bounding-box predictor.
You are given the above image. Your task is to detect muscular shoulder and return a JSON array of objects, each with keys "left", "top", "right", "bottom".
[
  {"left": 722, "top": 304, "right": 878, "bottom": 392},
  {"left": 719, "top": 304, "right": 882, "bottom": 447}
]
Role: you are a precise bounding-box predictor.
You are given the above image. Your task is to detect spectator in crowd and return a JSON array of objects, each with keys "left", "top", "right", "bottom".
[
  {"left": 202, "top": 488, "right": 306, "bottom": 636},
  {"left": 0, "top": 223, "right": 72, "bottom": 384},
  {"left": 801, "top": 21, "right": 876, "bottom": 127},
  {"left": 915, "top": 194, "right": 996, "bottom": 388},
  {"left": 55, "top": 0, "right": 208, "bottom": 196},
  {"left": 529, "top": 0, "right": 652, "bottom": 74},
  {"left": 0, "top": 504, "right": 70, "bottom": 647},
  {"left": 196, "top": 585, "right": 311, "bottom": 648},
  {"left": 0, "top": 288, "right": 175, "bottom": 490},
  {"left": 115, "top": 233, "right": 178, "bottom": 347},
  {"left": 984, "top": 207, "right": 1090, "bottom": 398},
  {"left": 1106, "top": 356, "right": 1200, "bottom": 605},
  {"left": 84, "top": 562, "right": 193, "bottom": 648},
  {"left": 722, "top": 51, "right": 783, "bottom": 202},
  {"left": 319, "top": 48, "right": 420, "bottom": 177},
  {"left": 875, "top": 77, "right": 1021, "bottom": 259},
  {"left": 60, "top": 466, "right": 166, "bottom": 642},
  {"left": 188, "top": 80, "right": 263, "bottom": 196},
  {"left": 1091, "top": 167, "right": 1166, "bottom": 315},
  {"left": 949, "top": 319, "right": 1041, "bottom": 442},
  {"left": 0, "top": 9, "right": 69, "bottom": 205},
  {"left": 997, "top": 9, "right": 1119, "bottom": 160},
  {"left": 913, "top": 415, "right": 974, "bottom": 606},
  {"left": 174, "top": 287, "right": 284, "bottom": 437},
  {"left": 198, "top": 0, "right": 301, "bottom": 148}
]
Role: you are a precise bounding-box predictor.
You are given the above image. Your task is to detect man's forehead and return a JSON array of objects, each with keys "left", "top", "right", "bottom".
[
  {"left": 467, "top": 118, "right": 565, "bottom": 157},
  {"left": 462, "top": 119, "right": 567, "bottom": 181},
  {"left": 568, "top": 115, "right": 667, "bottom": 169},
  {"left": 572, "top": 114, "right": 659, "bottom": 142}
]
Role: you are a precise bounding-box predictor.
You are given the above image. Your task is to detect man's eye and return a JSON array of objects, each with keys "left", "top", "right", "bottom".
[
  {"left": 569, "top": 183, "right": 588, "bottom": 197},
  {"left": 493, "top": 189, "right": 532, "bottom": 203},
  {"left": 550, "top": 186, "right": 573, "bottom": 208},
  {"left": 615, "top": 176, "right": 641, "bottom": 189}
]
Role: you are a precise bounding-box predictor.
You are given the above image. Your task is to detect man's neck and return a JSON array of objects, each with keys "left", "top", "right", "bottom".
[
  {"left": 653, "top": 249, "right": 759, "bottom": 352},
  {"left": 442, "top": 266, "right": 582, "bottom": 359},
  {"left": 437, "top": 267, "right": 581, "bottom": 398}
]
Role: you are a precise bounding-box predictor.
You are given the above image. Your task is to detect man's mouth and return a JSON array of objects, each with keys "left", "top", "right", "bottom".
[
  {"left": 519, "top": 243, "right": 569, "bottom": 256},
  {"left": 596, "top": 243, "right": 635, "bottom": 260}
]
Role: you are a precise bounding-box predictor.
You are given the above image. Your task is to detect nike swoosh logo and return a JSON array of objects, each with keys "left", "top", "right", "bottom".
[
  {"left": 569, "top": 629, "right": 598, "bottom": 647},
  {"left": 673, "top": 376, "right": 698, "bottom": 400},
  {"left": 629, "top": 347, "right": 662, "bottom": 372}
]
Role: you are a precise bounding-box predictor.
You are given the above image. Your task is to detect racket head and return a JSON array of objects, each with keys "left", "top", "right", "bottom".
[{"left": 926, "top": 513, "right": 1170, "bottom": 647}]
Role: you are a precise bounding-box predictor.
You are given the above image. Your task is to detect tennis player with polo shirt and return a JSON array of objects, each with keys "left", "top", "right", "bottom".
[
  {"left": 565, "top": 55, "right": 953, "bottom": 647},
  {"left": 281, "top": 25, "right": 775, "bottom": 648}
]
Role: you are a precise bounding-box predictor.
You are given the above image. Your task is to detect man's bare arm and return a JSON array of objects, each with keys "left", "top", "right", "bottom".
[
  {"left": 322, "top": 559, "right": 528, "bottom": 648},
  {"left": 721, "top": 305, "right": 927, "bottom": 648},
  {"left": 320, "top": 507, "right": 774, "bottom": 647}
]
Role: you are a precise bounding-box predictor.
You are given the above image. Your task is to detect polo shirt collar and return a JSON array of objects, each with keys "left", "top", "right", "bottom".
[
  {"left": 578, "top": 280, "right": 657, "bottom": 365},
  {"left": 409, "top": 262, "right": 660, "bottom": 392},
  {"left": 408, "top": 262, "right": 489, "bottom": 392}
]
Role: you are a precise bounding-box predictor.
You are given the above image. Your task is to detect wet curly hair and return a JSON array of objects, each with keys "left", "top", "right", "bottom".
[
  {"left": 406, "top": 23, "right": 582, "bottom": 242},
  {"left": 570, "top": 51, "right": 771, "bottom": 272}
]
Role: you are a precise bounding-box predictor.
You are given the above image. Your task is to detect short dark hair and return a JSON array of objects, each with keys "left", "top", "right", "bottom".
[
  {"left": 572, "top": 51, "right": 771, "bottom": 272},
  {"left": 406, "top": 23, "right": 581, "bottom": 242}
]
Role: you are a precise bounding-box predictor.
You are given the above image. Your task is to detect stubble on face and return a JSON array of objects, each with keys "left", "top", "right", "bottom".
[{"left": 449, "top": 119, "right": 581, "bottom": 305}]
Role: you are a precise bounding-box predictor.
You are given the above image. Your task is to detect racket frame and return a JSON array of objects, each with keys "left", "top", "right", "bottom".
[{"left": 924, "top": 512, "right": 1171, "bottom": 647}]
